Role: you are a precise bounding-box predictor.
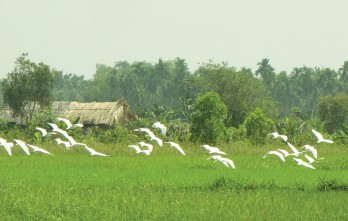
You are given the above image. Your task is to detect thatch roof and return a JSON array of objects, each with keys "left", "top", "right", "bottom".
[{"left": 1, "top": 99, "right": 137, "bottom": 126}]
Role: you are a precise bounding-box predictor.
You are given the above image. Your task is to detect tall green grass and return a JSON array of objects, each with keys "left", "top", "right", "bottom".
[{"left": 0, "top": 142, "right": 347, "bottom": 220}]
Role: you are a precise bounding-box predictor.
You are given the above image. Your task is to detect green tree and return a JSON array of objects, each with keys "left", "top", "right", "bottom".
[
  {"left": 338, "top": 61, "right": 348, "bottom": 83},
  {"left": 318, "top": 93, "right": 348, "bottom": 133},
  {"left": 2, "top": 53, "right": 56, "bottom": 123},
  {"left": 187, "top": 62, "right": 278, "bottom": 127},
  {"left": 255, "top": 58, "right": 276, "bottom": 87},
  {"left": 243, "top": 108, "right": 274, "bottom": 145},
  {"left": 189, "top": 91, "right": 227, "bottom": 144}
]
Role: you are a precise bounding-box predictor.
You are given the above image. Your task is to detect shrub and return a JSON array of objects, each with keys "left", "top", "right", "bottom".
[
  {"left": 243, "top": 108, "right": 274, "bottom": 145},
  {"left": 189, "top": 91, "right": 227, "bottom": 144}
]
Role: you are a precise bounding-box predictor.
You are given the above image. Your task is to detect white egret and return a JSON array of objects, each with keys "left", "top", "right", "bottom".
[
  {"left": 150, "top": 136, "right": 163, "bottom": 146},
  {"left": 13, "top": 139, "right": 30, "bottom": 155},
  {"left": 207, "top": 155, "right": 235, "bottom": 169},
  {"left": 304, "top": 154, "right": 324, "bottom": 164},
  {"left": 268, "top": 132, "right": 288, "bottom": 142},
  {"left": 138, "top": 142, "right": 154, "bottom": 152},
  {"left": 54, "top": 138, "right": 71, "bottom": 149},
  {"left": 0, "top": 139, "right": 13, "bottom": 156},
  {"left": 134, "top": 128, "right": 156, "bottom": 138},
  {"left": 36, "top": 127, "right": 56, "bottom": 137},
  {"left": 152, "top": 122, "right": 167, "bottom": 136},
  {"left": 57, "top": 117, "right": 83, "bottom": 129},
  {"left": 128, "top": 145, "right": 151, "bottom": 155},
  {"left": 286, "top": 142, "right": 303, "bottom": 157},
  {"left": 84, "top": 145, "right": 109, "bottom": 156},
  {"left": 26, "top": 144, "right": 52, "bottom": 155},
  {"left": 49, "top": 123, "right": 85, "bottom": 147},
  {"left": 201, "top": 144, "right": 227, "bottom": 155},
  {"left": 311, "top": 129, "right": 334, "bottom": 144},
  {"left": 263, "top": 150, "right": 285, "bottom": 162},
  {"left": 293, "top": 158, "right": 316, "bottom": 169},
  {"left": 302, "top": 144, "right": 318, "bottom": 159},
  {"left": 164, "top": 141, "right": 186, "bottom": 155},
  {"left": 277, "top": 149, "right": 293, "bottom": 157}
]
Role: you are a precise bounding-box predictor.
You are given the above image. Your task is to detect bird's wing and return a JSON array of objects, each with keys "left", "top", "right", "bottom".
[
  {"left": 271, "top": 151, "right": 285, "bottom": 162},
  {"left": 222, "top": 158, "right": 235, "bottom": 169},
  {"left": 85, "top": 146, "right": 107, "bottom": 156},
  {"left": 2, "top": 143, "right": 12, "bottom": 156},
  {"left": 312, "top": 129, "right": 324, "bottom": 140},
  {"left": 174, "top": 145, "right": 186, "bottom": 155},
  {"left": 268, "top": 132, "right": 279, "bottom": 138},
  {"left": 84, "top": 146, "right": 96, "bottom": 155},
  {"left": 128, "top": 145, "right": 141, "bottom": 152},
  {"left": 306, "top": 146, "right": 318, "bottom": 159},
  {"left": 280, "top": 135, "right": 288, "bottom": 142},
  {"left": 73, "top": 123, "right": 83, "bottom": 128},
  {"left": 277, "top": 149, "right": 290, "bottom": 156},
  {"left": 36, "top": 127, "right": 47, "bottom": 136},
  {"left": 300, "top": 161, "right": 316, "bottom": 169},
  {"left": 286, "top": 142, "right": 300, "bottom": 154},
  {"left": 15, "top": 140, "right": 30, "bottom": 155},
  {"left": 57, "top": 118, "right": 73, "bottom": 128},
  {"left": 323, "top": 138, "right": 334, "bottom": 144},
  {"left": 304, "top": 154, "right": 315, "bottom": 164},
  {"left": 27, "top": 144, "right": 52, "bottom": 155},
  {"left": 151, "top": 136, "right": 163, "bottom": 146}
]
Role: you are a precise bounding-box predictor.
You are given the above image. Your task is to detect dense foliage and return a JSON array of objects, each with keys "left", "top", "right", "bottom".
[
  {"left": 189, "top": 91, "right": 227, "bottom": 144},
  {"left": 2, "top": 53, "right": 56, "bottom": 123}
]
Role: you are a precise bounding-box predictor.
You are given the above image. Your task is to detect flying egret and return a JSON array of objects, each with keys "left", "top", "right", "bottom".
[
  {"left": 36, "top": 127, "right": 56, "bottom": 137},
  {"left": 152, "top": 122, "right": 167, "bottom": 136},
  {"left": 268, "top": 132, "right": 288, "bottom": 142},
  {"left": 164, "top": 142, "right": 186, "bottom": 155},
  {"left": 293, "top": 158, "right": 316, "bottom": 169},
  {"left": 0, "top": 138, "right": 13, "bottom": 156},
  {"left": 57, "top": 117, "right": 83, "bottom": 129},
  {"left": 207, "top": 155, "right": 235, "bottom": 169},
  {"left": 128, "top": 145, "right": 151, "bottom": 155},
  {"left": 138, "top": 142, "right": 154, "bottom": 152},
  {"left": 13, "top": 139, "right": 30, "bottom": 155},
  {"left": 263, "top": 150, "right": 286, "bottom": 162},
  {"left": 54, "top": 138, "right": 71, "bottom": 149},
  {"left": 49, "top": 123, "right": 85, "bottom": 147},
  {"left": 26, "top": 144, "right": 52, "bottom": 155},
  {"left": 311, "top": 129, "right": 334, "bottom": 144},
  {"left": 201, "top": 144, "right": 227, "bottom": 155},
  {"left": 277, "top": 149, "right": 293, "bottom": 157},
  {"left": 302, "top": 144, "right": 318, "bottom": 159},
  {"left": 304, "top": 154, "right": 324, "bottom": 164},
  {"left": 286, "top": 142, "right": 303, "bottom": 157},
  {"left": 84, "top": 145, "right": 109, "bottom": 156},
  {"left": 150, "top": 136, "right": 163, "bottom": 146}
]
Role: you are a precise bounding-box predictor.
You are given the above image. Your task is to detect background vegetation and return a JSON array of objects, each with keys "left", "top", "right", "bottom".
[{"left": 1, "top": 54, "right": 347, "bottom": 145}]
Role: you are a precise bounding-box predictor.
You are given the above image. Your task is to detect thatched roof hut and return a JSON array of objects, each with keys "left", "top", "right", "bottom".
[{"left": 1, "top": 99, "right": 137, "bottom": 127}]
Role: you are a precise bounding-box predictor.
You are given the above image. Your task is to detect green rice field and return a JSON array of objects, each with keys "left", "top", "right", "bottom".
[{"left": 0, "top": 142, "right": 347, "bottom": 220}]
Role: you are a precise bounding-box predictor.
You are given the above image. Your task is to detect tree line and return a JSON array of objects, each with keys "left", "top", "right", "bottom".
[{"left": 0, "top": 54, "right": 347, "bottom": 143}]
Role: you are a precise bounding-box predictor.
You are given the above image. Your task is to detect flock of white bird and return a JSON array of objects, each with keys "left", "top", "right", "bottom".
[
  {"left": 263, "top": 129, "right": 333, "bottom": 169},
  {"left": 0, "top": 117, "right": 108, "bottom": 157},
  {"left": 0, "top": 117, "right": 333, "bottom": 171}
]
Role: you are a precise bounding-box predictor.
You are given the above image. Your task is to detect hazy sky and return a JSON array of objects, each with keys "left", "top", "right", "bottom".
[{"left": 1, "top": 0, "right": 348, "bottom": 79}]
